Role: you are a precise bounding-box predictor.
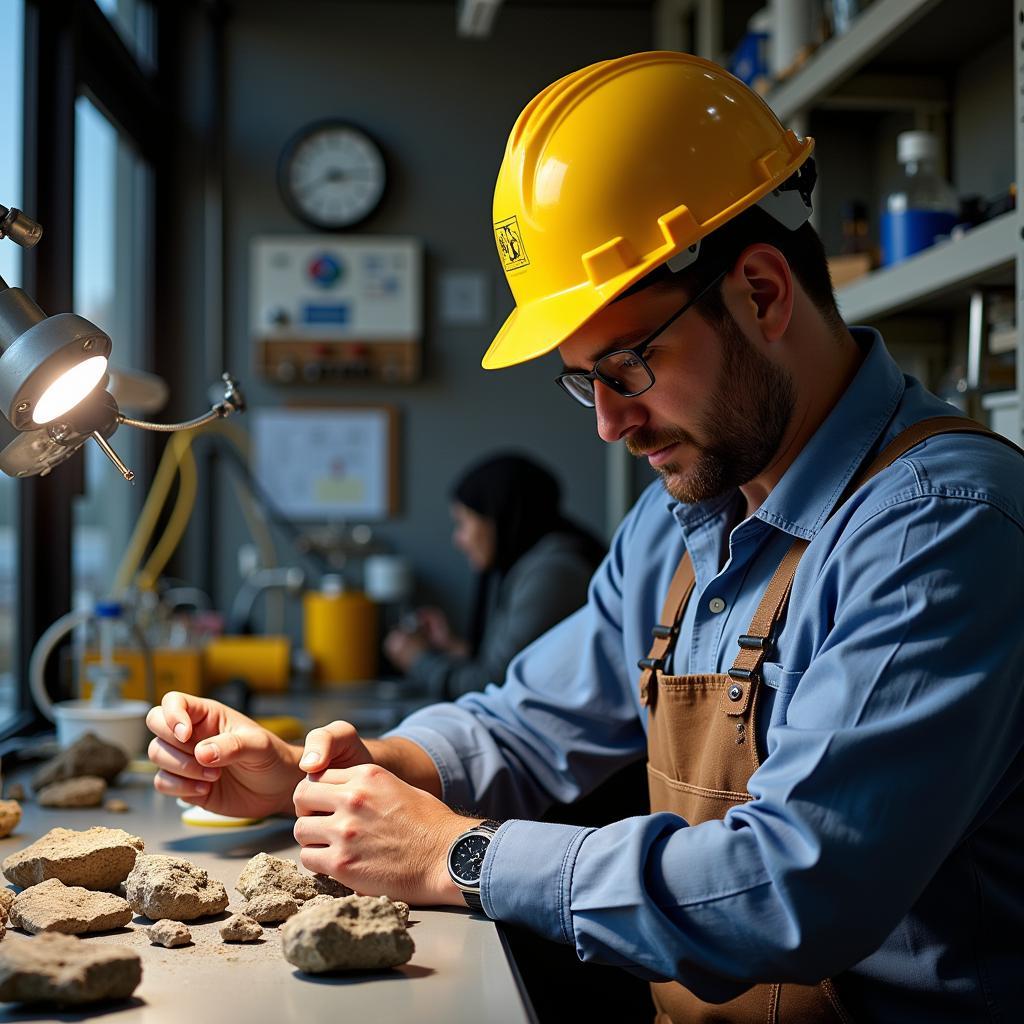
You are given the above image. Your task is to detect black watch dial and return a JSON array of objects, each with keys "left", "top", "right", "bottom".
[{"left": 450, "top": 833, "right": 490, "bottom": 886}]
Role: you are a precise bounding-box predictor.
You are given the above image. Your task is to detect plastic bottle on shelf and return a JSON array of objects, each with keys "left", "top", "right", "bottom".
[{"left": 881, "top": 130, "right": 959, "bottom": 267}]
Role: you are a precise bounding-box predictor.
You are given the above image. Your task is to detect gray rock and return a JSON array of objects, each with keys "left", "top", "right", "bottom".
[
  {"left": 2, "top": 827, "right": 144, "bottom": 890},
  {"left": 236, "top": 853, "right": 352, "bottom": 904},
  {"left": 0, "top": 800, "right": 21, "bottom": 840},
  {"left": 147, "top": 920, "right": 192, "bottom": 948},
  {"left": 31, "top": 732, "right": 129, "bottom": 792},
  {"left": 0, "top": 932, "right": 141, "bottom": 1005},
  {"left": 281, "top": 894, "right": 414, "bottom": 973},
  {"left": 242, "top": 891, "right": 299, "bottom": 923},
  {"left": 9, "top": 879, "right": 133, "bottom": 935},
  {"left": 219, "top": 914, "right": 262, "bottom": 943},
  {"left": 125, "top": 854, "right": 229, "bottom": 922},
  {"left": 37, "top": 776, "right": 107, "bottom": 808}
]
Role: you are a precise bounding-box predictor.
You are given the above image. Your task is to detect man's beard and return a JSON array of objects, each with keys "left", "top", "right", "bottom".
[{"left": 626, "top": 313, "right": 795, "bottom": 504}]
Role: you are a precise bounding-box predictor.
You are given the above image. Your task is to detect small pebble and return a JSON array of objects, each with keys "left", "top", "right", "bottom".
[
  {"left": 104, "top": 799, "right": 130, "bottom": 813},
  {"left": 147, "top": 919, "right": 192, "bottom": 948},
  {"left": 219, "top": 913, "right": 263, "bottom": 943}
]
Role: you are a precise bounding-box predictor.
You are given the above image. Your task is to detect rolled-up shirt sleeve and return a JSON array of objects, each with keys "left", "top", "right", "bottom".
[{"left": 413, "top": 493, "right": 1024, "bottom": 995}]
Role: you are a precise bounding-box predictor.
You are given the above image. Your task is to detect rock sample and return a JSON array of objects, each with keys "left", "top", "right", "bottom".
[
  {"left": 147, "top": 920, "right": 192, "bottom": 948},
  {"left": 104, "top": 799, "right": 130, "bottom": 814},
  {"left": 37, "top": 776, "right": 107, "bottom": 808},
  {"left": 392, "top": 900, "right": 410, "bottom": 926},
  {"left": 281, "top": 894, "right": 414, "bottom": 973},
  {"left": 0, "top": 932, "right": 141, "bottom": 1005},
  {"left": 9, "top": 879, "right": 133, "bottom": 935},
  {"left": 301, "top": 894, "right": 339, "bottom": 911},
  {"left": 0, "top": 888, "right": 15, "bottom": 920},
  {"left": 0, "top": 800, "right": 21, "bottom": 839},
  {"left": 2, "top": 827, "right": 144, "bottom": 890},
  {"left": 242, "top": 891, "right": 299, "bottom": 924},
  {"left": 125, "top": 854, "right": 229, "bottom": 921},
  {"left": 220, "top": 914, "right": 263, "bottom": 943},
  {"left": 236, "top": 853, "right": 352, "bottom": 904},
  {"left": 31, "top": 732, "right": 129, "bottom": 792}
]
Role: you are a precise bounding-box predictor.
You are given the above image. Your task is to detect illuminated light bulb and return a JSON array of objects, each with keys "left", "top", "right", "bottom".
[{"left": 31, "top": 356, "right": 109, "bottom": 425}]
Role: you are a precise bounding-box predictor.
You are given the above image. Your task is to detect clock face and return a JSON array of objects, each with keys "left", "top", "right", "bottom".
[
  {"left": 279, "top": 120, "right": 387, "bottom": 230},
  {"left": 450, "top": 833, "right": 489, "bottom": 886}
]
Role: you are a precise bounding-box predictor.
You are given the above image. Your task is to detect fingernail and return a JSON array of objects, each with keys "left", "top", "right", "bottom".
[
  {"left": 300, "top": 752, "right": 319, "bottom": 768},
  {"left": 173, "top": 723, "right": 189, "bottom": 742},
  {"left": 202, "top": 768, "right": 219, "bottom": 781},
  {"left": 193, "top": 782, "right": 209, "bottom": 796},
  {"left": 200, "top": 743, "right": 219, "bottom": 763}
]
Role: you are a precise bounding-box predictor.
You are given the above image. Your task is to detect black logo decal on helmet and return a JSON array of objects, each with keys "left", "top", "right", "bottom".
[{"left": 495, "top": 216, "right": 530, "bottom": 271}]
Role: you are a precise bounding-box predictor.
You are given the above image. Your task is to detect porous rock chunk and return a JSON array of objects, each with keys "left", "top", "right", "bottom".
[
  {"left": 10, "top": 879, "right": 133, "bottom": 935},
  {"left": 0, "top": 932, "right": 141, "bottom": 1005},
  {"left": 242, "top": 891, "right": 299, "bottom": 923},
  {"left": 235, "top": 853, "right": 351, "bottom": 904},
  {"left": 37, "top": 776, "right": 107, "bottom": 808},
  {"left": 0, "top": 889, "right": 15, "bottom": 920},
  {"left": 281, "top": 894, "right": 414, "bottom": 973},
  {"left": 31, "top": 732, "right": 129, "bottom": 792},
  {"left": 0, "top": 800, "right": 21, "bottom": 840},
  {"left": 220, "top": 914, "right": 262, "bottom": 943},
  {"left": 299, "top": 894, "right": 338, "bottom": 911},
  {"left": 392, "top": 900, "right": 410, "bottom": 926},
  {"left": 2, "top": 827, "right": 144, "bottom": 890},
  {"left": 147, "top": 920, "right": 192, "bottom": 948},
  {"left": 104, "top": 799, "right": 130, "bottom": 814},
  {"left": 125, "top": 855, "right": 229, "bottom": 922}
]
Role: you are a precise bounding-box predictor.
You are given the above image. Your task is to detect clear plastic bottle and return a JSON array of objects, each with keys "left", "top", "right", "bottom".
[{"left": 881, "top": 131, "right": 959, "bottom": 266}]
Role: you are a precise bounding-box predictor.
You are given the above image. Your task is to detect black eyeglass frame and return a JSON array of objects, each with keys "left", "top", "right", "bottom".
[{"left": 555, "top": 269, "right": 729, "bottom": 408}]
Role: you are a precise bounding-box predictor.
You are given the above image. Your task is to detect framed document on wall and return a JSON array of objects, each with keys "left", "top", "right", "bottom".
[{"left": 251, "top": 405, "right": 398, "bottom": 520}]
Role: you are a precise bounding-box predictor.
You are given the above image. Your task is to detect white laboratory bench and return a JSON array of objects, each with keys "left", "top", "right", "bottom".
[{"left": 0, "top": 771, "right": 536, "bottom": 1023}]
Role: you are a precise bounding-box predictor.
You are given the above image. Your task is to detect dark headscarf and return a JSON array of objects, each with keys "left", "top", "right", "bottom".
[{"left": 452, "top": 453, "right": 605, "bottom": 655}]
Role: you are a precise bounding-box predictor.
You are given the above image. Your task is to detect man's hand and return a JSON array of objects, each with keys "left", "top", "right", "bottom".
[
  {"left": 146, "top": 692, "right": 306, "bottom": 819},
  {"left": 292, "top": 764, "right": 478, "bottom": 906}
]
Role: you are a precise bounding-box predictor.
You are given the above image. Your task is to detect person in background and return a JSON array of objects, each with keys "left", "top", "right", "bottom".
[{"left": 383, "top": 453, "right": 606, "bottom": 700}]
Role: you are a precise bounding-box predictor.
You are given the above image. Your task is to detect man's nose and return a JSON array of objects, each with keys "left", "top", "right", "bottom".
[{"left": 594, "top": 380, "right": 645, "bottom": 443}]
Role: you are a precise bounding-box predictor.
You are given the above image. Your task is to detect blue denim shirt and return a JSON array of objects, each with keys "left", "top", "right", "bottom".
[{"left": 390, "top": 329, "right": 1024, "bottom": 1021}]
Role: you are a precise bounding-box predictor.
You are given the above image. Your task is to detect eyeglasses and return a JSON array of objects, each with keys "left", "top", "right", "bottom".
[{"left": 555, "top": 270, "right": 728, "bottom": 408}]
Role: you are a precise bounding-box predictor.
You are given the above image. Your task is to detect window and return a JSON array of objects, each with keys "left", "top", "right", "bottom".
[
  {"left": 73, "top": 95, "right": 154, "bottom": 603},
  {"left": 0, "top": 0, "right": 24, "bottom": 730},
  {"left": 94, "top": 0, "right": 156, "bottom": 71}
]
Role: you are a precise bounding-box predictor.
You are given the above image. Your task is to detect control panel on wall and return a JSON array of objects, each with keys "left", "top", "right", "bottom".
[{"left": 251, "top": 236, "right": 423, "bottom": 384}]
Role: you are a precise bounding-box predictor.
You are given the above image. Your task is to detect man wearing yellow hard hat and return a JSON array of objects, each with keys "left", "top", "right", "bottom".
[{"left": 147, "top": 53, "right": 1024, "bottom": 1021}]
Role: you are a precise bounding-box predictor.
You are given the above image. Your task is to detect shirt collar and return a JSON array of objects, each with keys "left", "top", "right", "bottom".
[
  {"left": 669, "top": 328, "right": 904, "bottom": 540},
  {"left": 755, "top": 327, "right": 904, "bottom": 540}
]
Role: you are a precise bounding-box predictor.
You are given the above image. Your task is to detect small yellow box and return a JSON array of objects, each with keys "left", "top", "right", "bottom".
[
  {"left": 82, "top": 647, "right": 204, "bottom": 703},
  {"left": 202, "top": 635, "right": 291, "bottom": 693}
]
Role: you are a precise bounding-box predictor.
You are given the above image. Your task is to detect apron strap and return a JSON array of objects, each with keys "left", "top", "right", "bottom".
[
  {"left": 720, "top": 416, "right": 1021, "bottom": 716},
  {"left": 639, "top": 552, "right": 696, "bottom": 707}
]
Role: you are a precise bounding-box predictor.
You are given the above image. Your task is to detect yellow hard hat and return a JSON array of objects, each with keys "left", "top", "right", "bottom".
[{"left": 483, "top": 50, "right": 815, "bottom": 370}]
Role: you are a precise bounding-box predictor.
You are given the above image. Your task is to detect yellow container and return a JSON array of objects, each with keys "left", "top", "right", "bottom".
[
  {"left": 202, "top": 635, "right": 291, "bottom": 693},
  {"left": 82, "top": 647, "right": 204, "bottom": 703},
  {"left": 303, "top": 581, "right": 378, "bottom": 685}
]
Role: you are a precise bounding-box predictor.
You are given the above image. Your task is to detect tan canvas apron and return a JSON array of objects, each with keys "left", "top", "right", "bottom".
[{"left": 637, "top": 417, "right": 1020, "bottom": 1024}]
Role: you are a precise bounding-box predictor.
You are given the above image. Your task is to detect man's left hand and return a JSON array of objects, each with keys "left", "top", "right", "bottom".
[{"left": 292, "top": 764, "right": 479, "bottom": 906}]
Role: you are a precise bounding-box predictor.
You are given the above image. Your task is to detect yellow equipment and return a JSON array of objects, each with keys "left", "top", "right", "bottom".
[
  {"left": 303, "top": 581, "right": 378, "bottom": 685},
  {"left": 483, "top": 50, "right": 815, "bottom": 370}
]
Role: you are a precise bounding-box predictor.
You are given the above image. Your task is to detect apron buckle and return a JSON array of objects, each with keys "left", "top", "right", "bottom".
[
  {"left": 737, "top": 634, "right": 766, "bottom": 650},
  {"left": 638, "top": 656, "right": 664, "bottom": 672}
]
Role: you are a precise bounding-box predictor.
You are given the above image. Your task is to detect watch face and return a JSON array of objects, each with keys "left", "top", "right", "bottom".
[
  {"left": 279, "top": 120, "right": 386, "bottom": 230},
  {"left": 449, "top": 832, "right": 490, "bottom": 886}
]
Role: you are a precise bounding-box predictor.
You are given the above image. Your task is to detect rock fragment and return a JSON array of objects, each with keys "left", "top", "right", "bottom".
[
  {"left": 147, "top": 920, "right": 192, "bottom": 948},
  {"left": 0, "top": 888, "right": 15, "bottom": 920},
  {"left": 104, "top": 799, "right": 130, "bottom": 813},
  {"left": 242, "top": 891, "right": 299, "bottom": 923},
  {"left": 298, "top": 894, "right": 337, "bottom": 910},
  {"left": 37, "top": 776, "right": 107, "bottom": 808},
  {"left": 392, "top": 900, "right": 410, "bottom": 926},
  {"left": 2, "top": 827, "right": 144, "bottom": 890},
  {"left": 0, "top": 932, "right": 141, "bottom": 1004},
  {"left": 9, "top": 879, "right": 133, "bottom": 935},
  {"left": 125, "top": 854, "right": 229, "bottom": 922},
  {"left": 0, "top": 801, "right": 20, "bottom": 840},
  {"left": 220, "top": 914, "right": 263, "bottom": 943},
  {"left": 281, "top": 894, "right": 414, "bottom": 973},
  {"left": 31, "top": 732, "right": 129, "bottom": 792},
  {"left": 236, "top": 853, "right": 352, "bottom": 904}
]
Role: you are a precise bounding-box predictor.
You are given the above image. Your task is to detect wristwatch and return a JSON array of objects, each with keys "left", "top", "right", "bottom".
[{"left": 447, "top": 818, "right": 501, "bottom": 910}]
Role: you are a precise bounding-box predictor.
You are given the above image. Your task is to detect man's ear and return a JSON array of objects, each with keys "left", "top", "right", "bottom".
[{"left": 727, "top": 244, "right": 794, "bottom": 343}]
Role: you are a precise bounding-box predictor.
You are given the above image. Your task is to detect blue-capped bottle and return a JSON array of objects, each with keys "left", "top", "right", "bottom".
[{"left": 881, "top": 130, "right": 959, "bottom": 266}]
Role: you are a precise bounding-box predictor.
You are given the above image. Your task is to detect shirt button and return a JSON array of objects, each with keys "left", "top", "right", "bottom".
[{"left": 708, "top": 597, "right": 727, "bottom": 614}]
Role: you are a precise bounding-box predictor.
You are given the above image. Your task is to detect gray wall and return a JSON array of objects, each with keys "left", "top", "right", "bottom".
[{"left": 204, "top": 0, "right": 652, "bottom": 633}]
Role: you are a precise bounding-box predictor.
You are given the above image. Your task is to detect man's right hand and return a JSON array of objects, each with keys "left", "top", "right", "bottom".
[{"left": 146, "top": 692, "right": 313, "bottom": 819}]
